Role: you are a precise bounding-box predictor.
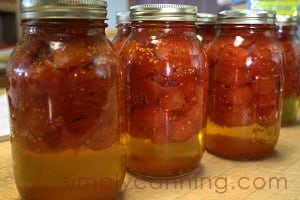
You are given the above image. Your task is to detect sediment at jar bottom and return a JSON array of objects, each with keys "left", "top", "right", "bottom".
[
  {"left": 127, "top": 131, "right": 205, "bottom": 178},
  {"left": 206, "top": 119, "right": 280, "bottom": 160},
  {"left": 12, "top": 141, "right": 126, "bottom": 200},
  {"left": 281, "top": 97, "right": 298, "bottom": 126}
]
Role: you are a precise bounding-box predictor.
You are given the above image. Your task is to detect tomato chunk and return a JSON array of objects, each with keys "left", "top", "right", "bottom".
[
  {"left": 214, "top": 64, "right": 252, "bottom": 86},
  {"left": 160, "top": 87, "right": 186, "bottom": 111},
  {"left": 212, "top": 104, "right": 255, "bottom": 127},
  {"left": 218, "top": 46, "right": 249, "bottom": 68}
]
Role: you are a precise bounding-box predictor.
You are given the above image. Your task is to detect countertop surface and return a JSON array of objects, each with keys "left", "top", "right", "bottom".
[{"left": 0, "top": 87, "right": 300, "bottom": 200}]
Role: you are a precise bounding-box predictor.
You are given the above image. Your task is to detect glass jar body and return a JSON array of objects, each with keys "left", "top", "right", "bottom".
[
  {"left": 196, "top": 24, "right": 216, "bottom": 48},
  {"left": 7, "top": 19, "right": 126, "bottom": 200},
  {"left": 121, "top": 21, "right": 208, "bottom": 178},
  {"left": 207, "top": 24, "right": 284, "bottom": 160},
  {"left": 276, "top": 25, "right": 300, "bottom": 126},
  {"left": 112, "top": 23, "right": 131, "bottom": 52}
]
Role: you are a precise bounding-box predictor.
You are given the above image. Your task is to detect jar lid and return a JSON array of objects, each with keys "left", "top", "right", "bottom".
[
  {"left": 116, "top": 11, "right": 130, "bottom": 24},
  {"left": 196, "top": 13, "right": 217, "bottom": 25},
  {"left": 276, "top": 15, "right": 298, "bottom": 26},
  {"left": 217, "top": 9, "right": 276, "bottom": 24},
  {"left": 130, "top": 4, "right": 197, "bottom": 22},
  {"left": 20, "top": 0, "right": 107, "bottom": 20}
]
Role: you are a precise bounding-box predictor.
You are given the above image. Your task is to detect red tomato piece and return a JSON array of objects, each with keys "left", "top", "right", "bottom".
[
  {"left": 218, "top": 46, "right": 249, "bottom": 68},
  {"left": 53, "top": 39, "right": 95, "bottom": 68},
  {"left": 159, "top": 87, "right": 186, "bottom": 111},
  {"left": 153, "top": 37, "right": 191, "bottom": 63},
  {"left": 11, "top": 37, "right": 43, "bottom": 67},
  {"left": 209, "top": 83, "right": 233, "bottom": 109},
  {"left": 128, "top": 63, "right": 154, "bottom": 82},
  {"left": 214, "top": 64, "right": 253, "bottom": 86},
  {"left": 212, "top": 104, "right": 255, "bottom": 127},
  {"left": 130, "top": 78, "right": 164, "bottom": 105},
  {"left": 180, "top": 79, "right": 196, "bottom": 100},
  {"left": 252, "top": 36, "right": 274, "bottom": 52},
  {"left": 63, "top": 103, "right": 101, "bottom": 134},
  {"left": 169, "top": 117, "right": 197, "bottom": 143},
  {"left": 255, "top": 93, "right": 278, "bottom": 107},
  {"left": 129, "top": 105, "right": 167, "bottom": 141},
  {"left": 257, "top": 104, "right": 278, "bottom": 127},
  {"left": 250, "top": 49, "right": 273, "bottom": 62},
  {"left": 169, "top": 102, "right": 204, "bottom": 143},
  {"left": 207, "top": 36, "right": 233, "bottom": 65},
  {"left": 227, "top": 86, "right": 253, "bottom": 105},
  {"left": 86, "top": 105, "right": 119, "bottom": 150},
  {"left": 250, "top": 59, "right": 278, "bottom": 76},
  {"left": 251, "top": 75, "right": 280, "bottom": 94}
]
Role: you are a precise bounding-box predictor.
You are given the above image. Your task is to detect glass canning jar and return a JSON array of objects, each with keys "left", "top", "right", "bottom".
[
  {"left": 196, "top": 13, "right": 217, "bottom": 48},
  {"left": 206, "top": 10, "right": 284, "bottom": 160},
  {"left": 275, "top": 15, "right": 300, "bottom": 126},
  {"left": 112, "top": 11, "right": 131, "bottom": 52},
  {"left": 121, "top": 4, "right": 208, "bottom": 178},
  {"left": 7, "top": 1, "right": 126, "bottom": 199}
]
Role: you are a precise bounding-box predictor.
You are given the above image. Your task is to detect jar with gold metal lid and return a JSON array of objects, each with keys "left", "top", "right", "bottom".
[
  {"left": 206, "top": 10, "right": 284, "bottom": 160},
  {"left": 7, "top": 1, "right": 126, "bottom": 199},
  {"left": 121, "top": 4, "right": 208, "bottom": 178},
  {"left": 275, "top": 15, "right": 300, "bottom": 126}
]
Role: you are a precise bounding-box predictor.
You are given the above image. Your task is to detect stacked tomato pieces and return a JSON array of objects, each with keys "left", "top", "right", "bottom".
[
  {"left": 277, "top": 35, "right": 300, "bottom": 98},
  {"left": 8, "top": 35, "right": 121, "bottom": 152},
  {"left": 208, "top": 34, "right": 282, "bottom": 127},
  {"left": 122, "top": 36, "right": 208, "bottom": 144}
]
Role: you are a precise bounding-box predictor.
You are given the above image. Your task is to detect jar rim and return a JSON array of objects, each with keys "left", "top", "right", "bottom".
[
  {"left": 196, "top": 13, "right": 217, "bottom": 25},
  {"left": 276, "top": 15, "right": 298, "bottom": 26},
  {"left": 217, "top": 9, "right": 275, "bottom": 25},
  {"left": 130, "top": 4, "right": 197, "bottom": 22},
  {"left": 116, "top": 11, "right": 131, "bottom": 24},
  {"left": 20, "top": 0, "right": 107, "bottom": 20}
]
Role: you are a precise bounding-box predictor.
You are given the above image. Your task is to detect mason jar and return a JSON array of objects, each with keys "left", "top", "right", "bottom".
[
  {"left": 7, "top": 1, "right": 126, "bottom": 199},
  {"left": 275, "top": 15, "right": 300, "bottom": 126},
  {"left": 207, "top": 10, "right": 284, "bottom": 160},
  {"left": 112, "top": 12, "right": 131, "bottom": 52},
  {"left": 196, "top": 13, "right": 217, "bottom": 48},
  {"left": 121, "top": 4, "right": 208, "bottom": 178}
]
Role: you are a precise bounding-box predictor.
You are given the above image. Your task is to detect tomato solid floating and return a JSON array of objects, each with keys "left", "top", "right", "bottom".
[
  {"left": 226, "top": 86, "right": 253, "bottom": 105},
  {"left": 251, "top": 75, "right": 280, "bottom": 94},
  {"left": 159, "top": 87, "right": 186, "bottom": 111},
  {"left": 257, "top": 104, "right": 278, "bottom": 127},
  {"left": 214, "top": 64, "right": 252, "bottom": 86},
  {"left": 53, "top": 39, "right": 95, "bottom": 69},
  {"left": 129, "top": 105, "right": 167, "bottom": 140},
  {"left": 212, "top": 104, "right": 256, "bottom": 127},
  {"left": 218, "top": 46, "right": 249, "bottom": 68},
  {"left": 130, "top": 78, "right": 164, "bottom": 105},
  {"left": 255, "top": 93, "right": 278, "bottom": 107}
]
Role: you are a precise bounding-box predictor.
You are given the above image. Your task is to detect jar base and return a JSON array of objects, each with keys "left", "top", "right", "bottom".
[
  {"left": 127, "top": 134, "right": 204, "bottom": 178},
  {"left": 12, "top": 141, "right": 126, "bottom": 200},
  {"left": 127, "top": 167, "right": 199, "bottom": 180},
  {"left": 206, "top": 134, "right": 276, "bottom": 160}
]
